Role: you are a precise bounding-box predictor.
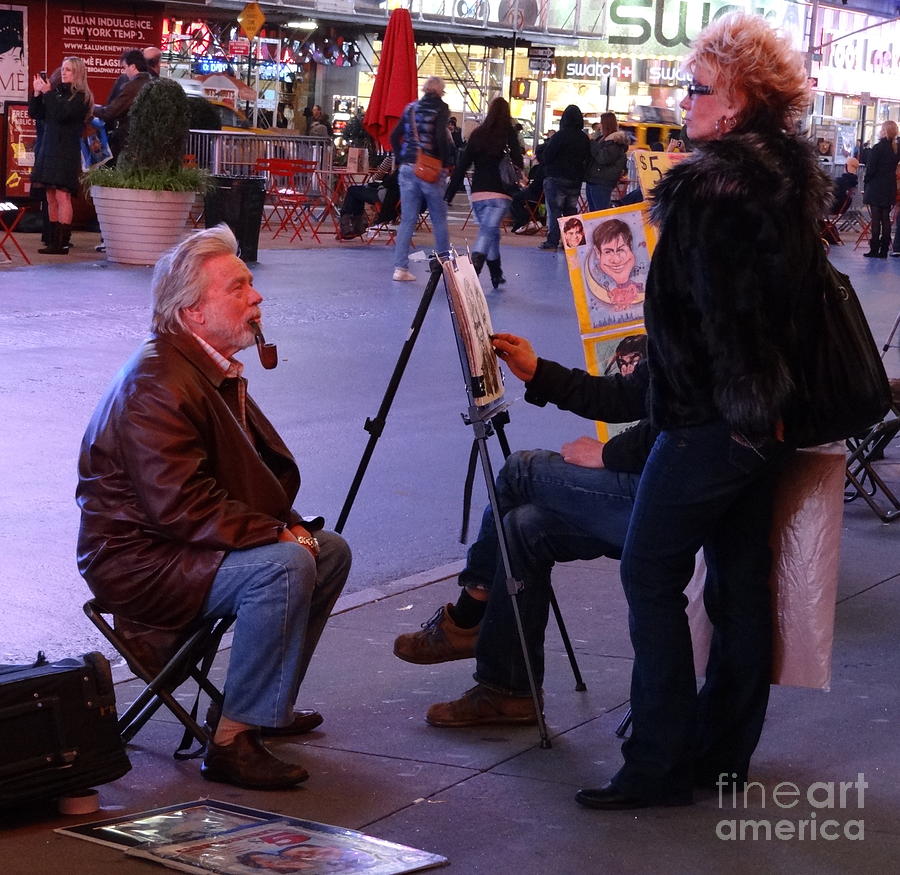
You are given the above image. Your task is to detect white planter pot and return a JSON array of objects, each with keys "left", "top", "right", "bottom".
[{"left": 91, "top": 186, "right": 196, "bottom": 266}]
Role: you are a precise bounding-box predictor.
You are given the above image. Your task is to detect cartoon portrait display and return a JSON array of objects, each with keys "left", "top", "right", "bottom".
[
  {"left": 561, "top": 216, "right": 586, "bottom": 249},
  {"left": 583, "top": 330, "right": 648, "bottom": 440},
  {"left": 564, "top": 204, "right": 653, "bottom": 333}
]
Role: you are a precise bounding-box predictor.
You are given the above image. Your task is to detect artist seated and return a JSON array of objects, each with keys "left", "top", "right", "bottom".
[
  {"left": 76, "top": 225, "right": 351, "bottom": 791},
  {"left": 339, "top": 156, "right": 400, "bottom": 238},
  {"left": 394, "top": 332, "right": 653, "bottom": 726}
]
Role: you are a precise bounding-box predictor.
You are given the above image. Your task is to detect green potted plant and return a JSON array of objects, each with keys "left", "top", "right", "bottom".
[{"left": 87, "top": 78, "right": 208, "bottom": 265}]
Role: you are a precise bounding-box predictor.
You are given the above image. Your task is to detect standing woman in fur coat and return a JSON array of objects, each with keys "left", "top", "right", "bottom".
[
  {"left": 29, "top": 57, "right": 93, "bottom": 255},
  {"left": 576, "top": 14, "right": 832, "bottom": 812},
  {"left": 862, "top": 119, "right": 899, "bottom": 258}
]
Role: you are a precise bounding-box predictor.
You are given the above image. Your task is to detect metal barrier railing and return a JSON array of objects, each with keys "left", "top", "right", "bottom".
[{"left": 185, "top": 131, "right": 334, "bottom": 176}]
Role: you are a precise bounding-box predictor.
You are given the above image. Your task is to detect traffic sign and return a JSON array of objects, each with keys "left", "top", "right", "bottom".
[
  {"left": 528, "top": 58, "right": 553, "bottom": 73},
  {"left": 527, "top": 46, "right": 555, "bottom": 59},
  {"left": 238, "top": 2, "right": 265, "bottom": 40}
]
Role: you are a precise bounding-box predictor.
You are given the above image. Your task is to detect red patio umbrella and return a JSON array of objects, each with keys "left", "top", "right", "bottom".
[{"left": 363, "top": 8, "right": 418, "bottom": 151}]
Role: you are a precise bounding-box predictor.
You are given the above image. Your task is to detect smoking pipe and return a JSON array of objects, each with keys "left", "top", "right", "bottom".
[{"left": 250, "top": 321, "right": 278, "bottom": 369}]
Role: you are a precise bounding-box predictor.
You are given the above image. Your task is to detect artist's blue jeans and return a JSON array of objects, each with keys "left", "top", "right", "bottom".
[
  {"left": 612, "top": 422, "right": 789, "bottom": 803},
  {"left": 394, "top": 163, "right": 450, "bottom": 269},
  {"left": 460, "top": 450, "right": 640, "bottom": 695},
  {"left": 201, "top": 531, "right": 351, "bottom": 728},
  {"left": 585, "top": 182, "right": 614, "bottom": 212},
  {"left": 471, "top": 197, "right": 510, "bottom": 260},
  {"left": 543, "top": 177, "right": 582, "bottom": 246}
]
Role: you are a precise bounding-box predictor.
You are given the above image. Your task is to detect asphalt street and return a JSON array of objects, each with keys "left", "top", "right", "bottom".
[{"left": 1, "top": 232, "right": 897, "bottom": 664}]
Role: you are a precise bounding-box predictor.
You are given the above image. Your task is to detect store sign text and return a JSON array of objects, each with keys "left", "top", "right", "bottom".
[{"left": 558, "top": 58, "right": 634, "bottom": 82}]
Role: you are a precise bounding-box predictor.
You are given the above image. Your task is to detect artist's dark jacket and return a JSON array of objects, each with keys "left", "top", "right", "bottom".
[
  {"left": 646, "top": 130, "right": 832, "bottom": 441},
  {"left": 28, "top": 84, "right": 90, "bottom": 193},
  {"left": 76, "top": 331, "right": 317, "bottom": 632},
  {"left": 525, "top": 359, "right": 655, "bottom": 474},
  {"left": 391, "top": 93, "right": 452, "bottom": 168},
  {"left": 541, "top": 104, "right": 590, "bottom": 184},
  {"left": 862, "top": 136, "right": 900, "bottom": 208}
]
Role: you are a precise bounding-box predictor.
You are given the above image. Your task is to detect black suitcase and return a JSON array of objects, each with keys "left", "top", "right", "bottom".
[{"left": 0, "top": 651, "right": 131, "bottom": 807}]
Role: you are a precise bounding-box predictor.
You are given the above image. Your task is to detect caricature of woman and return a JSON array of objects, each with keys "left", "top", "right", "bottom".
[
  {"left": 562, "top": 216, "right": 586, "bottom": 248},
  {"left": 585, "top": 218, "right": 644, "bottom": 313},
  {"left": 603, "top": 334, "right": 648, "bottom": 376}
]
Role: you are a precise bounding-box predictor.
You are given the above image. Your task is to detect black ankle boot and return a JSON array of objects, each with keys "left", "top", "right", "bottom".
[
  {"left": 486, "top": 258, "right": 505, "bottom": 289},
  {"left": 38, "top": 222, "right": 67, "bottom": 255},
  {"left": 471, "top": 251, "right": 486, "bottom": 275},
  {"left": 876, "top": 244, "right": 889, "bottom": 259},
  {"left": 58, "top": 223, "right": 72, "bottom": 254}
]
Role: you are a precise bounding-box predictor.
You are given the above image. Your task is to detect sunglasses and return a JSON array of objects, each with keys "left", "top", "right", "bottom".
[{"left": 686, "top": 82, "right": 715, "bottom": 97}]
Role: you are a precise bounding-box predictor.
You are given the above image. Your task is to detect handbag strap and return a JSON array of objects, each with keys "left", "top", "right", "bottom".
[{"left": 408, "top": 101, "right": 422, "bottom": 151}]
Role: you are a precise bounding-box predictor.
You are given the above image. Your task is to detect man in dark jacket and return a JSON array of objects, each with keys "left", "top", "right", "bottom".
[
  {"left": 76, "top": 225, "right": 351, "bottom": 790},
  {"left": 393, "top": 332, "right": 655, "bottom": 726},
  {"left": 539, "top": 104, "right": 590, "bottom": 249},
  {"left": 94, "top": 49, "right": 152, "bottom": 161},
  {"left": 389, "top": 76, "right": 452, "bottom": 282}
]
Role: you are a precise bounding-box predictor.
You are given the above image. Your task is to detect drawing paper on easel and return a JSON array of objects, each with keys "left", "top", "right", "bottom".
[{"left": 441, "top": 254, "right": 504, "bottom": 407}]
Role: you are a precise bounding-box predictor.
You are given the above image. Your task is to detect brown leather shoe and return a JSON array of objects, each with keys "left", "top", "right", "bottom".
[
  {"left": 261, "top": 710, "right": 323, "bottom": 736},
  {"left": 205, "top": 701, "right": 323, "bottom": 737},
  {"left": 426, "top": 684, "right": 539, "bottom": 728},
  {"left": 200, "top": 730, "right": 309, "bottom": 789},
  {"left": 393, "top": 604, "right": 478, "bottom": 664}
]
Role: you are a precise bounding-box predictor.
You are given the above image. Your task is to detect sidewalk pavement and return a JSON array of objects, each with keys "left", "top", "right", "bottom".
[{"left": 5, "top": 484, "right": 900, "bottom": 875}]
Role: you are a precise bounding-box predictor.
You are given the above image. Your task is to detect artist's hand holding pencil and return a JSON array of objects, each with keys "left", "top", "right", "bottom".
[{"left": 490, "top": 333, "right": 538, "bottom": 382}]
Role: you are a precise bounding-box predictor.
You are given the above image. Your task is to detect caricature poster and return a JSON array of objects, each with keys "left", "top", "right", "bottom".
[{"left": 560, "top": 203, "right": 654, "bottom": 334}]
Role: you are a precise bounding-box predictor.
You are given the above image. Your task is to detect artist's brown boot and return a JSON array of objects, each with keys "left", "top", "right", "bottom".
[
  {"left": 426, "top": 684, "right": 539, "bottom": 727},
  {"left": 201, "top": 730, "right": 309, "bottom": 790},
  {"left": 393, "top": 604, "right": 478, "bottom": 664}
]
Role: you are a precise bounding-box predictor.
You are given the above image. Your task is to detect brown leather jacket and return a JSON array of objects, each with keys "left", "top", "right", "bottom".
[{"left": 76, "top": 331, "right": 314, "bottom": 632}]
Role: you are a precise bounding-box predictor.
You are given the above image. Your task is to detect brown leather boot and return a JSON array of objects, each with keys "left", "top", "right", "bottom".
[
  {"left": 201, "top": 730, "right": 309, "bottom": 789},
  {"left": 393, "top": 603, "right": 478, "bottom": 664},
  {"left": 426, "top": 684, "right": 540, "bottom": 727},
  {"left": 204, "top": 700, "right": 323, "bottom": 737}
]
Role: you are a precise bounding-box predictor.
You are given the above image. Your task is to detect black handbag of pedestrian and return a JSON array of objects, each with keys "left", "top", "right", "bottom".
[
  {"left": 499, "top": 148, "right": 522, "bottom": 193},
  {"left": 0, "top": 651, "right": 131, "bottom": 807},
  {"left": 785, "top": 259, "right": 891, "bottom": 447}
]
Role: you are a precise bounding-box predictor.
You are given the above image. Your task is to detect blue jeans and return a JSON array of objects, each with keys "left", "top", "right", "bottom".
[
  {"left": 585, "top": 182, "right": 614, "bottom": 212},
  {"left": 471, "top": 197, "right": 510, "bottom": 260},
  {"left": 612, "top": 422, "right": 789, "bottom": 803},
  {"left": 201, "top": 530, "right": 351, "bottom": 728},
  {"left": 394, "top": 163, "right": 450, "bottom": 269},
  {"left": 462, "top": 450, "right": 640, "bottom": 695},
  {"left": 543, "top": 177, "right": 582, "bottom": 246}
]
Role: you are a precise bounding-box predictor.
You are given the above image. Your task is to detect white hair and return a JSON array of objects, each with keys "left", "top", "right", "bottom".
[{"left": 151, "top": 224, "right": 238, "bottom": 334}]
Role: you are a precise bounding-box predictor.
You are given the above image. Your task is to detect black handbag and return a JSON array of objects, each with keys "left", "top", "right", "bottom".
[
  {"left": 785, "top": 259, "right": 891, "bottom": 447},
  {"left": 499, "top": 148, "right": 522, "bottom": 193}
]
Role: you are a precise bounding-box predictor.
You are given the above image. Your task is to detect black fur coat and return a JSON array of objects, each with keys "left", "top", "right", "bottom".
[{"left": 645, "top": 131, "right": 832, "bottom": 440}]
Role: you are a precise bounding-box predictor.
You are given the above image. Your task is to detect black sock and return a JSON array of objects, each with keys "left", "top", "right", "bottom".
[{"left": 450, "top": 589, "right": 487, "bottom": 629}]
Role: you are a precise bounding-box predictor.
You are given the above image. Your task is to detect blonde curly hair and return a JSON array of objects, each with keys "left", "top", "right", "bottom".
[{"left": 685, "top": 13, "right": 809, "bottom": 132}]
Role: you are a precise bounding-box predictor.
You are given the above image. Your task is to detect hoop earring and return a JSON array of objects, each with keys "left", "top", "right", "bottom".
[{"left": 715, "top": 115, "right": 737, "bottom": 136}]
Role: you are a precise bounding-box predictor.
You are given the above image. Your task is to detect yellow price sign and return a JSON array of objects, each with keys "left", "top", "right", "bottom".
[
  {"left": 634, "top": 150, "right": 690, "bottom": 199},
  {"left": 238, "top": 2, "right": 265, "bottom": 40}
]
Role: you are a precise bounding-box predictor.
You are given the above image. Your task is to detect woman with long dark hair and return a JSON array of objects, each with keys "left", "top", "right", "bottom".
[
  {"left": 29, "top": 56, "right": 93, "bottom": 255},
  {"left": 585, "top": 111, "right": 629, "bottom": 211},
  {"left": 862, "top": 119, "right": 899, "bottom": 258},
  {"left": 445, "top": 97, "right": 523, "bottom": 288}
]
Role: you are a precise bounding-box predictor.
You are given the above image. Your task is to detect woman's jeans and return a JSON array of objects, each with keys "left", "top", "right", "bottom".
[
  {"left": 585, "top": 182, "right": 614, "bottom": 212},
  {"left": 471, "top": 197, "right": 510, "bottom": 259},
  {"left": 612, "top": 422, "right": 789, "bottom": 803},
  {"left": 460, "top": 450, "right": 640, "bottom": 696},
  {"left": 394, "top": 163, "right": 450, "bottom": 269},
  {"left": 543, "top": 177, "right": 582, "bottom": 246},
  {"left": 201, "top": 530, "right": 351, "bottom": 728}
]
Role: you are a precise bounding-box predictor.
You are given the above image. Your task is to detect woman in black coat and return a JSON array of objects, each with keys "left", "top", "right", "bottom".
[
  {"left": 29, "top": 56, "right": 93, "bottom": 255},
  {"left": 445, "top": 97, "right": 523, "bottom": 288},
  {"left": 862, "top": 119, "right": 899, "bottom": 258},
  {"left": 575, "top": 13, "right": 831, "bottom": 811}
]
